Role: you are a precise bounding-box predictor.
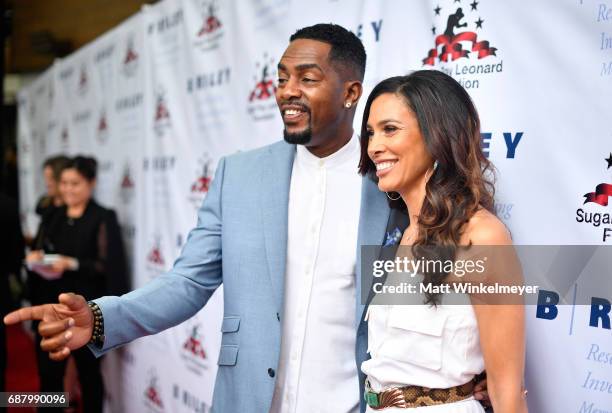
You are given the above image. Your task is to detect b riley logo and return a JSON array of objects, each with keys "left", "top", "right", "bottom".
[
  {"left": 576, "top": 152, "right": 612, "bottom": 242},
  {"left": 423, "top": 1, "right": 502, "bottom": 89},
  {"left": 247, "top": 53, "right": 277, "bottom": 121}
]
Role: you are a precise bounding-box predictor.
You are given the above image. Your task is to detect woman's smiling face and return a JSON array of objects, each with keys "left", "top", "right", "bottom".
[{"left": 366, "top": 93, "right": 433, "bottom": 194}]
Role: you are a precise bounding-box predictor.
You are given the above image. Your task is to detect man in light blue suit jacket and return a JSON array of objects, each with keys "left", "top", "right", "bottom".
[
  {"left": 5, "top": 24, "right": 393, "bottom": 413},
  {"left": 93, "top": 141, "right": 390, "bottom": 412}
]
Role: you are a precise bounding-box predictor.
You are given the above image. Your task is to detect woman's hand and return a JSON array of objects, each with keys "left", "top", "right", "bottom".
[
  {"left": 26, "top": 250, "right": 44, "bottom": 263},
  {"left": 50, "top": 255, "right": 79, "bottom": 274}
]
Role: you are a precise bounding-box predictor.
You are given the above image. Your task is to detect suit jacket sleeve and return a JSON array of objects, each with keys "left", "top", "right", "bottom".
[{"left": 89, "top": 157, "right": 226, "bottom": 357}]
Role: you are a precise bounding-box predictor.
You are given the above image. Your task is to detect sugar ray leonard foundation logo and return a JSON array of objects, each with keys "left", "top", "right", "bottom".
[
  {"left": 28, "top": 101, "right": 36, "bottom": 120},
  {"left": 19, "top": 135, "right": 30, "bottom": 155},
  {"left": 48, "top": 83, "right": 54, "bottom": 104},
  {"left": 60, "top": 125, "right": 70, "bottom": 150},
  {"left": 575, "top": 152, "right": 612, "bottom": 242},
  {"left": 121, "top": 34, "right": 139, "bottom": 77},
  {"left": 119, "top": 162, "right": 135, "bottom": 204},
  {"left": 183, "top": 325, "right": 206, "bottom": 358},
  {"left": 153, "top": 86, "right": 172, "bottom": 137},
  {"left": 77, "top": 64, "right": 89, "bottom": 96},
  {"left": 423, "top": 1, "right": 502, "bottom": 89},
  {"left": 146, "top": 235, "right": 167, "bottom": 277},
  {"left": 187, "top": 155, "right": 213, "bottom": 210},
  {"left": 247, "top": 53, "right": 278, "bottom": 121},
  {"left": 144, "top": 368, "right": 164, "bottom": 411},
  {"left": 96, "top": 108, "right": 109, "bottom": 144},
  {"left": 180, "top": 315, "right": 210, "bottom": 376},
  {"left": 193, "top": 0, "right": 224, "bottom": 52}
]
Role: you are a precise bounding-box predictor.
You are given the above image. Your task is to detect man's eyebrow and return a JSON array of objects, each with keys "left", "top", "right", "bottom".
[
  {"left": 295, "top": 63, "right": 323, "bottom": 72},
  {"left": 276, "top": 63, "right": 323, "bottom": 72}
]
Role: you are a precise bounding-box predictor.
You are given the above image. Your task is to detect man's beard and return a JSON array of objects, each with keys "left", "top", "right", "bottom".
[{"left": 283, "top": 126, "right": 312, "bottom": 145}]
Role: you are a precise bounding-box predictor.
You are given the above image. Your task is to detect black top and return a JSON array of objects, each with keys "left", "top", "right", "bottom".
[
  {"left": 0, "top": 193, "right": 25, "bottom": 314},
  {"left": 29, "top": 200, "right": 129, "bottom": 303},
  {"left": 35, "top": 195, "right": 61, "bottom": 222}
]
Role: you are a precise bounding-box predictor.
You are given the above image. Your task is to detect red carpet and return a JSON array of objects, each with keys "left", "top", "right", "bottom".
[
  {"left": 5, "top": 325, "right": 83, "bottom": 413},
  {"left": 6, "top": 324, "right": 38, "bottom": 413}
]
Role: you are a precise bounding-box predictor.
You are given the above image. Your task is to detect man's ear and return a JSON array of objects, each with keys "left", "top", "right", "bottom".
[{"left": 344, "top": 80, "right": 363, "bottom": 108}]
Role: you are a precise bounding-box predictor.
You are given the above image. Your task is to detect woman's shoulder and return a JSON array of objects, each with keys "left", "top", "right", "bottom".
[
  {"left": 35, "top": 196, "right": 56, "bottom": 216},
  {"left": 86, "top": 200, "right": 118, "bottom": 222},
  {"left": 462, "top": 208, "right": 512, "bottom": 246}
]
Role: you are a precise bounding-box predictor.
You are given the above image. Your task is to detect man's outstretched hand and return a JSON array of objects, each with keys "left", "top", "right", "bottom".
[
  {"left": 474, "top": 376, "right": 491, "bottom": 408},
  {"left": 3, "top": 293, "right": 94, "bottom": 361}
]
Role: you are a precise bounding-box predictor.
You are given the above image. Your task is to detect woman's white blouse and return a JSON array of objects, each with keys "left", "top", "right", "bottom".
[{"left": 361, "top": 302, "right": 485, "bottom": 392}]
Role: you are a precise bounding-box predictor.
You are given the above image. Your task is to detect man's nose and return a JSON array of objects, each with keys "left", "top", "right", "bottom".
[{"left": 278, "top": 78, "right": 302, "bottom": 101}]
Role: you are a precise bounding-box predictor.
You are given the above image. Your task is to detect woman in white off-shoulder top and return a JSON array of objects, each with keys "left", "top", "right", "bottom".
[{"left": 357, "top": 71, "right": 527, "bottom": 413}]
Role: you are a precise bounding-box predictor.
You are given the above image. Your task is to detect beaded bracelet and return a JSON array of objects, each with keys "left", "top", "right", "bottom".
[{"left": 87, "top": 301, "right": 105, "bottom": 349}]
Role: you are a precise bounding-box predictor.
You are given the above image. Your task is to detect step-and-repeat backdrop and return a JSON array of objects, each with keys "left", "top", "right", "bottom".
[{"left": 16, "top": 0, "right": 612, "bottom": 412}]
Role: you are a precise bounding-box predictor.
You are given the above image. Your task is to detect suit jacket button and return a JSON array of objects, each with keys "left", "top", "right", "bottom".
[
  {"left": 276, "top": 312, "right": 280, "bottom": 322},
  {"left": 268, "top": 368, "right": 275, "bottom": 378}
]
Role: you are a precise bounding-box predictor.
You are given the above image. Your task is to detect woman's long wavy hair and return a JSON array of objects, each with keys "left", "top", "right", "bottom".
[{"left": 358, "top": 71, "right": 496, "bottom": 303}]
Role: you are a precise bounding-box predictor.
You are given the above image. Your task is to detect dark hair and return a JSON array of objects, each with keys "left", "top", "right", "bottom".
[
  {"left": 358, "top": 70, "right": 496, "bottom": 304},
  {"left": 43, "top": 155, "right": 71, "bottom": 182},
  {"left": 290, "top": 23, "right": 366, "bottom": 81},
  {"left": 64, "top": 155, "right": 98, "bottom": 182}
]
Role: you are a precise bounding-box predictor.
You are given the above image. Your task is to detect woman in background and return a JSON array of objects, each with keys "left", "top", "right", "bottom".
[
  {"left": 36, "top": 155, "right": 71, "bottom": 220},
  {"left": 359, "top": 71, "right": 526, "bottom": 412},
  {"left": 27, "top": 156, "right": 128, "bottom": 413},
  {"left": 23, "top": 156, "right": 71, "bottom": 247}
]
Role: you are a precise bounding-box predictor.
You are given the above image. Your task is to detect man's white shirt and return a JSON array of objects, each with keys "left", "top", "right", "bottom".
[{"left": 269, "top": 135, "right": 362, "bottom": 413}]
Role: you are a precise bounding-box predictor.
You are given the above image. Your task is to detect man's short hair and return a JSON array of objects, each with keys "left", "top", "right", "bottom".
[{"left": 290, "top": 23, "right": 366, "bottom": 81}]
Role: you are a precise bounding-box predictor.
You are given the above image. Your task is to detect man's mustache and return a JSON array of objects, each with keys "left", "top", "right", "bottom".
[{"left": 279, "top": 101, "right": 311, "bottom": 113}]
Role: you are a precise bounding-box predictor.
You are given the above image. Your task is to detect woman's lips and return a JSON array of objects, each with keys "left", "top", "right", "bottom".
[{"left": 375, "top": 160, "right": 397, "bottom": 178}]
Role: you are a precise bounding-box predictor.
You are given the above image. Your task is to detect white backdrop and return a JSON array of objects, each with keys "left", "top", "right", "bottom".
[{"left": 16, "top": 0, "right": 612, "bottom": 412}]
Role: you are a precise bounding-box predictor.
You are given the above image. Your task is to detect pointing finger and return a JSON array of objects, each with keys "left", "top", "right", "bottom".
[{"left": 3, "top": 306, "right": 46, "bottom": 325}]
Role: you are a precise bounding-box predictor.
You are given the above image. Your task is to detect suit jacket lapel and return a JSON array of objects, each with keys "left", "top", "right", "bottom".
[
  {"left": 260, "top": 143, "right": 296, "bottom": 313},
  {"left": 364, "top": 208, "right": 410, "bottom": 307},
  {"left": 355, "top": 177, "right": 391, "bottom": 327}
]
